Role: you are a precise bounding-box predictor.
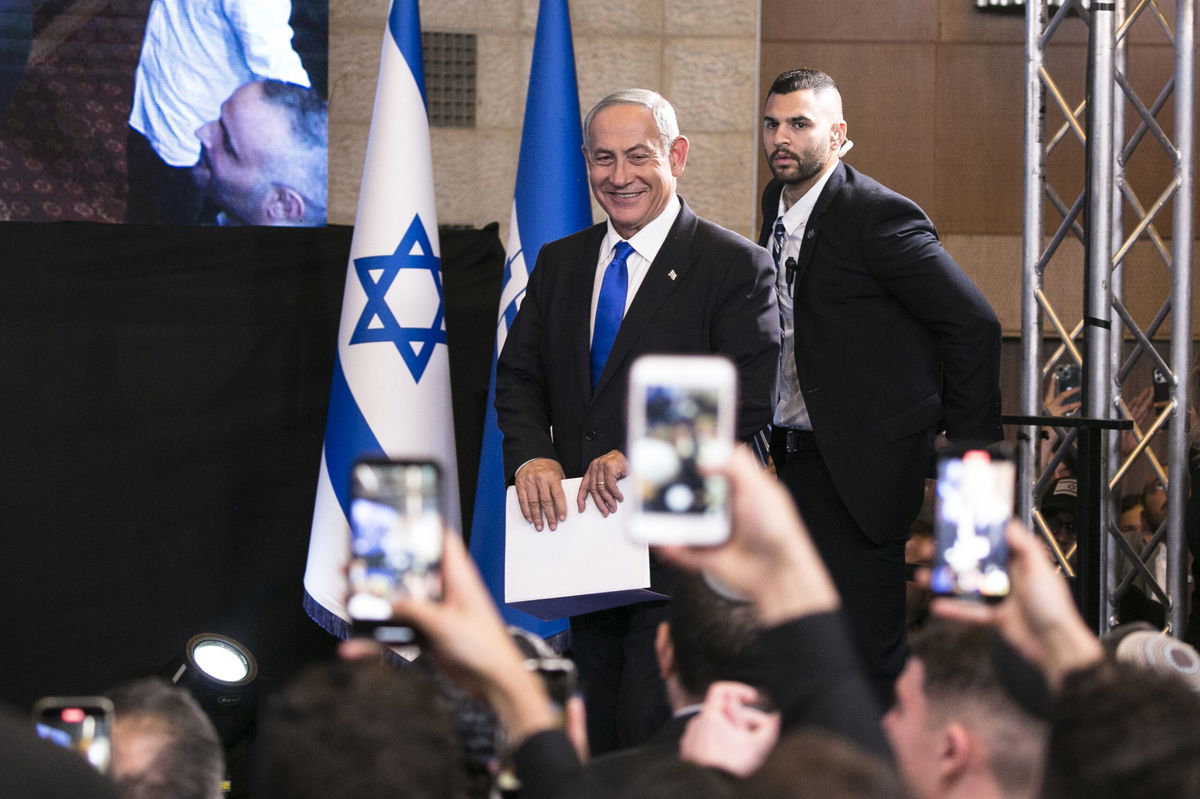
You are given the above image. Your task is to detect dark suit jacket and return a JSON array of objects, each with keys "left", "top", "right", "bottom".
[
  {"left": 580, "top": 712, "right": 694, "bottom": 795},
  {"left": 497, "top": 198, "right": 779, "bottom": 484},
  {"left": 759, "top": 163, "right": 1002, "bottom": 543}
]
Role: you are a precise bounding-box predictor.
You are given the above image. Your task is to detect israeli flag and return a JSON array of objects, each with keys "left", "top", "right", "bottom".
[
  {"left": 304, "top": 0, "right": 459, "bottom": 637},
  {"left": 468, "top": 0, "right": 592, "bottom": 636}
]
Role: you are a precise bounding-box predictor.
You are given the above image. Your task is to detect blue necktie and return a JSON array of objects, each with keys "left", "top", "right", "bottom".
[
  {"left": 771, "top": 218, "right": 787, "bottom": 268},
  {"left": 591, "top": 241, "right": 634, "bottom": 390}
]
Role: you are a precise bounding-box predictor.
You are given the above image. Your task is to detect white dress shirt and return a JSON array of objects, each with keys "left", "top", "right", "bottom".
[
  {"left": 129, "top": 0, "right": 311, "bottom": 166},
  {"left": 772, "top": 161, "right": 837, "bottom": 430}
]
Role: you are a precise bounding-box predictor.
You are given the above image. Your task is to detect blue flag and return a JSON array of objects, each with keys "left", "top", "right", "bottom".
[
  {"left": 304, "top": 0, "right": 459, "bottom": 637},
  {"left": 468, "top": 0, "right": 591, "bottom": 636}
]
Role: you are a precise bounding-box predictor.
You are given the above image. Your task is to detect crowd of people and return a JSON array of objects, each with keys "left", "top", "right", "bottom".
[{"left": 10, "top": 447, "right": 1199, "bottom": 798}]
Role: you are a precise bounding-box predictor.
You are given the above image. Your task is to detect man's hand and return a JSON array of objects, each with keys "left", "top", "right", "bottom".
[
  {"left": 679, "top": 682, "right": 780, "bottom": 777},
  {"left": 931, "top": 521, "right": 1103, "bottom": 688},
  {"left": 515, "top": 458, "right": 568, "bottom": 531},
  {"left": 578, "top": 449, "right": 628, "bottom": 516},
  {"left": 392, "top": 530, "right": 559, "bottom": 746}
]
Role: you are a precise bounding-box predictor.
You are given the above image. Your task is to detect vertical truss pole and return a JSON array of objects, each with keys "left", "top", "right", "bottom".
[
  {"left": 1166, "top": 0, "right": 1193, "bottom": 636},
  {"left": 1019, "top": 0, "right": 1047, "bottom": 529},
  {"left": 1105, "top": 0, "right": 1127, "bottom": 628},
  {"left": 1080, "top": 0, "right": 1117, "bottom": 633}
]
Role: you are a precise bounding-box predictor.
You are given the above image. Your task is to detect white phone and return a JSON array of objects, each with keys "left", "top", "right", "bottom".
[{"left": 626, "top": 354, "right": 736, "bottom": 545}]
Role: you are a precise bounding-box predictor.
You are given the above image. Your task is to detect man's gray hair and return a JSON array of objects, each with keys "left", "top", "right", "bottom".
[
  {"left": 259, "top": 79, "right": 328, "bottom": 225},
  {"left": 583, "top": 88, "right": 680, "bottom": 154}
]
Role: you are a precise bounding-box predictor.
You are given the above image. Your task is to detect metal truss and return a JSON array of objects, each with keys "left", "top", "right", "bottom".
[{"left": 1018, "top": 0, "right": 1193, "bottom": 635}]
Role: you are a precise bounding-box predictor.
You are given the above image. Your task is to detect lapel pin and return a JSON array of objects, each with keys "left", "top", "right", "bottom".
[{"left": 668, "top": 269, "right": 677, "bottom": 281}]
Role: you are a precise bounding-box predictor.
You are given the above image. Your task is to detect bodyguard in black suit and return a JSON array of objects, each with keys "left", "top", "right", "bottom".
[
  {"left": 757, "top": 69, "right": 1003, "bottom": 703},
  {"left": 496, "top": 89, "right": 779, "bottom": 753}
]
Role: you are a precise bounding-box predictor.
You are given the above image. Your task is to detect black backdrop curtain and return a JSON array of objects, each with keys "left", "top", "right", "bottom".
[{"left": 0, "top": 220, "right": 504, "bottom": 709}]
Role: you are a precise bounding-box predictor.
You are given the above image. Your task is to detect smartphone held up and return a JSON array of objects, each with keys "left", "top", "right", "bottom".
[
  {"left": 32, "top": 696, "right": 114, "bottom": 773},
  {"left": 626, "top": 355, "right": 736, "bottom": 546},
  {"left": 346, "top": 458, "right": 444, "bottom": 643},
  {"left": 930, "top": 449, "right": 1015, "bottom": 602}
]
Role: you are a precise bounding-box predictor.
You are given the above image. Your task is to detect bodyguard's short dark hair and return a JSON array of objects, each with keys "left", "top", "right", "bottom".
[
  {"left": 767, "top": 69, "right": 839, "bottom": 99},
  {"left": 107, "top": 677, "right": 224, "bottom": 799}
]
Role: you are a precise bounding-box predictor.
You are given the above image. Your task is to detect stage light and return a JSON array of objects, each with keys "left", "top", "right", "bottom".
[
  {"left": 974, "top": 0, "right": 1087, "bottom": 10},
  {"left": 164, "top": 634, "right": 258, "bottom": 751}
]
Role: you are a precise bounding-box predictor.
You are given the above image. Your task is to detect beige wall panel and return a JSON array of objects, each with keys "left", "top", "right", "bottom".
[
  {"left": 431, "top": 128, "right": 519, "bottom": 227},
  {"left": 664, "top": 0, "right": 757, "bottom": 37},
  {"left": 942, "top": 234, "right": 1023, "bottom": 334},
  {"left": 477, "top": 34, "right": 527, "bottom": 132},
  {"left": 424, "top": 0, "right": 519, "bottom": 32},
  {"left": 573, "top": 37, "right": 663, "bottom": 112},
  {"left": 663, "top": 38, "right": 758, "bottom": 133},
  {"left": 524, "top": 0, "right": 664, "bottom": 36},
  {"left": 757, "top": 41, "right": 939, "bottom": 229},
  {"left": 932, "top": 44, "right": 1026, "bottom": 234},
  {"left": 762, "top": 0, "right": 938, "bottom": 43},
  {"left": 333, "top": 0, "right": 390, "bottom": 30},
  {"left": 678, "top": 131, "right": 759, "bottom": 238}
]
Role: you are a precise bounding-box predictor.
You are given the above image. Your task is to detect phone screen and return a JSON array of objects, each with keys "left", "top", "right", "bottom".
[
  {"left": 627, "top": 355, "right": 735, "bottom": 545},
  {"left": 930, "top": 450, "right": 1014, "bottom": 602},
  {"left": 635, "top": 384, "right": 727, "bottom": 516},
  {"left": 347, "top": 459, "right": 443, "bottom": 638},
  {"left": 33, "top": 697, "right": 113, "bottom": 773}
]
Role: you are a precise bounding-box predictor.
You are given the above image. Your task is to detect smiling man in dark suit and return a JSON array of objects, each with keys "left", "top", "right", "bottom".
[
  {"left": 496, "top": 88, "right": 778, "bottom": 753},
  {"left": 758, "top": 69, "right": 1003, "bottom": 705}
]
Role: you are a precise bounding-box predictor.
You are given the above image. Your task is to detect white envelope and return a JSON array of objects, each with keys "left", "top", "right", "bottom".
[{"left": 504, "top": 477, "right": 667, "bottom": 620}]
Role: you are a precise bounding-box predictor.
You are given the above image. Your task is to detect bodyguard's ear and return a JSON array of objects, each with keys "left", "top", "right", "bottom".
[{"left": 261, "top": 186, "right": 306, "bottom": 225}]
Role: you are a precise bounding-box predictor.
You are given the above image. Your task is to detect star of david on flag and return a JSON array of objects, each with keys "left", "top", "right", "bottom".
[{"left": 350, "top": 214, "right": 446, "bottom": 384}]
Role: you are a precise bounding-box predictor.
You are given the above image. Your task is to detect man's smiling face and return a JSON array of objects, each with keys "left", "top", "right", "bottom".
[{"left": 584, "top": 103, "right": 688, "bottom": 239}]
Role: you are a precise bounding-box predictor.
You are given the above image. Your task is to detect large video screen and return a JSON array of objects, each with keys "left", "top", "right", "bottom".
[{"left": 0, "top": 0, "right": 327, "bottom": 226}]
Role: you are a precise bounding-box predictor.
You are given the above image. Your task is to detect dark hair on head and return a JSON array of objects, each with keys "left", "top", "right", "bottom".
[
  {"left": 257, "top": 659, "right": 466, "bottom": 799},
  {"left": 616, "top": 759, "right": 734, "bottom": 799},
  {"left": 1042, "top": 660, "right": 1200, "bottom": 799},
  {"left": 746, "top": 729, "right": 905, "bottom": 799},
  {"left": 107, "top": 677, "right": 224, "bottom": 799},
  {"left": 910, "top": 620, "right": 1050, "bottom": 798},
  {"left": 668, "top": 573, "right": 761, "bottom": 699},
  {"left": 767, "top": 69, "right": 839, "bottom": 99}
]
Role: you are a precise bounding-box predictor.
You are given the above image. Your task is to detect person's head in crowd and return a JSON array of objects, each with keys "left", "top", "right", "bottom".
[
  {"left": 1140, "top": 475, "right": 1168, "bottom": 532},
  {"left": 1039, "top": 476, "right": 1078, "bottom": 558},
  {"left": 658, "top": 572, "right": 761, "bottom": 710},
  {"left": 193, "top": 79, "right": 327, "bottom": 227},
  {"left": 256, "top": 659, "right": 465, "bottom": 799},
  {"left": 107, "top": 678, "right": 223, "bottom": 799},
  {"left": 1040, "top": 660, "right": 1200, "bottom": 799},
  {"left": 582, "top": 88, "right": 688, "bottom": 239},
  {"left": 0, "top": 710, "right": 119, "bottom": 799},
  {"left": 1118, "top": 493, "right": 1148, "bottom": 539},
  {"left": 883, "top": 620, "right": 1049, "bottom": 799},
  {"left": 616, "top": 759, "right": 734, "bottom": 799},
  {"left": 745, "top": 729, "right": 906, "bottom": 799},
  {"left": 1101, "top": 622, "right": 1200, "bottom": 693}
]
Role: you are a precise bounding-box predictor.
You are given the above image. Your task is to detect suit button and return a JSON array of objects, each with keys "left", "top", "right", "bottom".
[{"left": 584, "top": 430, "right": 597, "bottom": 441}]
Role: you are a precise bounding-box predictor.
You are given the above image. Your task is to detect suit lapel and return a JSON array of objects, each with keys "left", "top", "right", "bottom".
[
  {"left": 791, "top": 161, "right": 846, "bottom": 292},
  {"left": 592, "top": 200, "right": 699, "bottom": 396}
]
